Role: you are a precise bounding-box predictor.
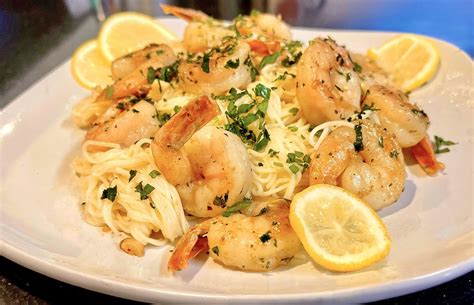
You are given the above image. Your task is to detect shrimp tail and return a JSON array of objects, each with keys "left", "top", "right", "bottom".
[
  {"left": 160, "top": 4, "right": 209, "bottom": 22},
  {"left": 158, "top": 96, "right": 219, "bottom": 150},
  {"left": 410, "top": 136, "right": 445, "bottom": 175},
  {"left": 168, "top": 224, "right": 210, "bottom": 272}
]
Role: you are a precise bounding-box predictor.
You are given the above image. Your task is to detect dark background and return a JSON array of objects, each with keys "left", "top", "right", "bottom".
[{"left": 1, "top": 0, "right": 472, "bottom": 304}]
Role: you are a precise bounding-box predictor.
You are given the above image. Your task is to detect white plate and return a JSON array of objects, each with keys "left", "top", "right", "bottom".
[{"left": 1, "top": 18, "right": 473, "bottom": 304}]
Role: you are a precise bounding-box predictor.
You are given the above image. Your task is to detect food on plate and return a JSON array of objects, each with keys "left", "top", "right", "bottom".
[
  {"left": 70, "top": 5, "right": 452, "bottom": 273},
  {"left": 71, "top": 40, "right": 112, "bottom": 89}
]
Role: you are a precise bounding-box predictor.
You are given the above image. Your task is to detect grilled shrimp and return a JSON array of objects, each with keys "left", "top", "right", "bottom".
[
  {"left": 151, "top": 96, "right": 253, "bottom": 217},
  {"left": 85, "top": 101, "right": 160, "bottom": 151},
  {"left": 363, "top": 85, "right": 429, "bottom": 148},
  {"left": 178, "top": 41, "right": 252, "bottom": 95},
  {"left": 310, "top": 120, "right": 406, "bottom": 210},
  {"left": 168, "top": 199, "right": 301, "bottom": 271},
  {"left": 296, "top": 38, "right": 362, "bottom": 124}
]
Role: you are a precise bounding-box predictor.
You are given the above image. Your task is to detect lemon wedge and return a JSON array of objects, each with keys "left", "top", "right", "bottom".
[
  {"left": 367, "top": 34, "right": 440, "bottom": 92},
  {"left": 71, "top": 39, "right": 112, "bottom": 89},
  {"left": 290, "top": 184, "right": 391, "bottom": 272},
  {"left": 98, "top": 12, "right": 178, "bottom": 62}
]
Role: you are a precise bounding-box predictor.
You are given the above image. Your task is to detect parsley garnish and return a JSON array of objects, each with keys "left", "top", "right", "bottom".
[
  {"left": 259, "top": 51, "right": 280, "bottom": 70},
  {"left": 149, "top": 170, "right": 161, "bottom": 178},
  {"left": 147, "top": 67, "right": 156, "bottom": 84},
  {"left": 259, "top": 231, "right": 271, "bottom": 243},
  {"left": 101, "top": 186, "right": 117, "bottom": 202},
  {"left": 390, "top": 150, "right": 399, "bottom": 158},
  {"left": 212, "top": 246, "right": 219, "bottom": 256},
  {"left": 129, "top": 170, "right": 137, "bottom": 182},
  {"left": 353, "top": 62, "right": 362, "bottom": 73},
  {"left": 223, "top": 199, "right": 251, "bottom": 217},
  {"left": 213, "top": 192, "right": 229, "bottom": 207},
  {"left": 135, "top": 182, "right": 155, "bottom": 200},
  {"left": 201, "top": 51, "right": 212, "bottom": 73},
  {"left": 268, "top": 149, "right": 279, "bottom": 157},
  {"left": 225, "top": 58, "right": 240, "bottom": 69},
  {"left": 244, "top": 57, "right": 259, "bottom": 81},
  {"left": 353, "top": 123, "right": 364, "bottom": 152},
  {"left": 286, "top": 151, "right": 311, "bottom": 174},
  {"left": 105, "top": 85, "right": 114, "bottom": 98},
  {"left": 289, "top": 107, "right": 299, "bottom": 116},
  {"left": 273, "top": 71, "right": 296, "bottom": 82},
  {"left": 434, "top": 135, "right": 457, "bottom": 154}
]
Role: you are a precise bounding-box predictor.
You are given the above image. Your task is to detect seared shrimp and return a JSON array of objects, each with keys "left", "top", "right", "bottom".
[
  {"left": 296, "top": 38, "right": 361, "bottom": 124},
  {"left": 168, "top": 199, "right": 301, "bottom": 271},
  {"left": 178, "top": 41, "right": 252, "bottom": 95},
  {"left": 111, "top": 44, "right": 173, "bottom": 81},
  {"left": 310, "top": 120, "right": 406, "bottom": 210},
  {"left": 85, "top": 100, "right": 160, "bottom": 151},
  {"left": 363, "top": 85, "right": 429, "bottom": 148},
  {"left": 161, "top": 4, "right": 233, "bottom": 53},
  {"left": 151, "top": 96, "right": 253, "bottom": 217}
]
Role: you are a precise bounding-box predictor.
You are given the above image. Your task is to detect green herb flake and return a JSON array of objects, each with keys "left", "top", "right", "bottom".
[
  {"left": 201, "top": 51, "right": 211, "bottom": 73},
  {"left": 101, "top": 185, "right": 117, "bottom": 202},
  {"left": 259, "top": 231, "right": 271, "bottom": 243},
  {"left": 390, "top": 150, "right": 399, "bottom": 158},
  {"left": 225, "top": 58, "right": 240, "bottom": 69},
  {"left": 268, "top": 149, "right": 279, "bottom": 157},
  {"left": 353, "top": 62, "right": 362, "bottom": 73},
  {"left": 289, "top": 107, "right": 299, "bottom": 116},
  {"left": 105, "top": 85, "right": 114, "bottom": 98},
  {"left": 146, "top": 67, "right": 156, "bottom": 84},
  {"left": 259, "top": 51, "right": 280, "bottom": 70},
  {"left": 288, "top": 126, "right": 298, "bottom": 132},
  {"left": 135, "top": 182, "right": 155, "bottom": 200},
  {"left": 353, "top": 124, "right": 364, "bottom": 152},
  {"left": 223, "top": 199, "right": 251, "bottom": 217},
  {"left": 434, "top": 135, "right": 457, "bottom": 154},
  {"left": 128, "top": 170, "right": 137, "bottom": 182},
  {"left": 149, "top": 170, "right": 161, "bottom": 178},
  {"left": 212, "top": 246, "right": 219, "bottom": 256},
  {"left": 213, "top": 192, "right": 229, "bottom": 207},
  {"left": 378, "top": 136, "right": 384, "bottom": 148}
]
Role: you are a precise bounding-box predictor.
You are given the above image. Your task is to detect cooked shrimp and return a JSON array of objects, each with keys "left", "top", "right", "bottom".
[
  {"left": 237, "top": 12, "right": 292, "bottom": 41},
  {"left": 168, "top": 199, "right": 301, "bottom": 271},
  {"left": 85, "top": 100, "right": 160, "bottom": 151},
  {"left": 161, "top": 4, "right": 233, "bottom": 53},
  {"left": 151, "top": 96, "right": 253, "bottom": 217},
  {"left": 178, "top": 41, "right": 252, "bottom": 95},
  {"left": 363, "top": 85, "right": 429, "bottom": 148},
  {"left": 111, "top": 44, "right": 172, "bottom": 81},
  {"left": 296, "top": 38, "right": 361, "bottom": 124},
  {"left": 310, "top": 120, "right": 406, "bottom": 210}
]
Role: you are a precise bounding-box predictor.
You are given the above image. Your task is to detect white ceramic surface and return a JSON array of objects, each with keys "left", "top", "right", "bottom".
[{"left": 1, "top": 18, "right": 473, "bottom": 304}]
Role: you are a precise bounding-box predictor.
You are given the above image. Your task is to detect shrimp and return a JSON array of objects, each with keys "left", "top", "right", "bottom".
[
  {"left": 178, "top": 41, "right": 252, "bottom": 95},
  {"left": 111, "top": 44, "right": 172, "bottom": 81},
  {"left": 168, "top": 199, "right": 301, "bottom": 272},
  {"left": 296, "top": 38, "right": 362, "bottom": 125},
  {"left": 309, "top": 120, "right": 406, "bottom": 210},
  {"left": 161, "top": 4, "right": 233, "bottom": 53},
  {"left": 151, "top": 96, "right": 253, "bottom": 217},
  {"left": 362, "top": 85, "right": 429, "bottom": 148},
  {"left": 237, "top": 12, "right": 292, "bottom": 41},
  {"left": 350, "top": 53, "right": 394, "bottom": 91},
  {"left": 85, "top": 100, "right": 160, "bottom": 151}
]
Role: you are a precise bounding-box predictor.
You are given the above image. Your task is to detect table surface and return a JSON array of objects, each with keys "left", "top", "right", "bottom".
[{"left": 0, "top": 1, "right": 472, "bottom": 304}]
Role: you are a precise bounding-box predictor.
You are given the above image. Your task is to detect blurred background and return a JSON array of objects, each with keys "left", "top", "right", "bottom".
[
  {"left": 0, "top": 0, "right": 473, "bottom": 304},
  {"left": 0, "top": 0, "right": 472, "bottom": 106}
]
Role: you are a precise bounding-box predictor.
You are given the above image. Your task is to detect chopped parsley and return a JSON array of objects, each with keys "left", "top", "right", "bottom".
[
  {"left": 223, "top": 199, "right": 251, "bottom": 217},
  {"left": 201, "top": 50, "right": 212, "bottom": 73},
  {"left": 147, "top": 67, "right": 156, "bottom": 84},
  {"left": 288, "top": 126, "right": 298, "bottom": 132},
  {"left": 268, "top": 149, "right": 279, "bottom": 157},
  {"left": 135, "top": 182, "right": 155, "bottom": 200},
  {"left": 155, "top": 112, "right": 172, "bottom": 126},
  {"left": 353, "top": 62, "right": 362, "bottom": 73},
  {"left": 212, "top": 246, "right": 219, "bottom": 256},
  {"left": 128, "top": 170, "right": 137, "bottom": 182},
  {"left": 213, "top": 192, "right": 229, "bottom": 207},
  {"left": 116, "top": 102, "right": 126, "bottom": 110},
  {"left": 105, "top": 85, "right": 114, "bottom": 98},
  {"left": 353, "top": 123, "right": 364, "bottom": 152},
  {"left": 149, "top": 170, "right": 161, "bottom": 178},
  {"left": 258, "top": 51, "right": 280, "bottom": 70},
  {"left": 273, "top": 71, "right": 296, "bottom": 82},
  {"left": 286, "top": 151, "right": 311, "bottom": 174},
  {"left": 259, "top": 231, "right": 272, "bottom": 243},
  {"left": 244, "top": 57, "right": 259, "bottom": 81},
  {"left": 390, "top": 150, "right": 399, "bottom": 158},
  {"left": 173, "top": 105, "right": 182, "bottom": 113},
  {"left": 101, "top": 186, "right": 117, "bottom": 202},
  {"left": 289, "top": 107, "right": 299, "bottom": 116},
  {"left": 434, "top": 135, "right": 457, "bottom": 154},
  {"left": 225, "top": 58, "right": 240, "bottom": 69}
]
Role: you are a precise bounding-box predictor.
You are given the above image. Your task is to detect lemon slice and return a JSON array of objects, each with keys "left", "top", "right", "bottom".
[
  {"left": 368, "top": 34, "right": 440, "bottom": 92},
  {"left": 290, "top": 184, "right": 391, "bottom": 272},
  {"left": 98, "top": 12, "right": 178, "bottom": 62},
  {"left": 71, "top": 39, "right": 112, "bottom": 89}
]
